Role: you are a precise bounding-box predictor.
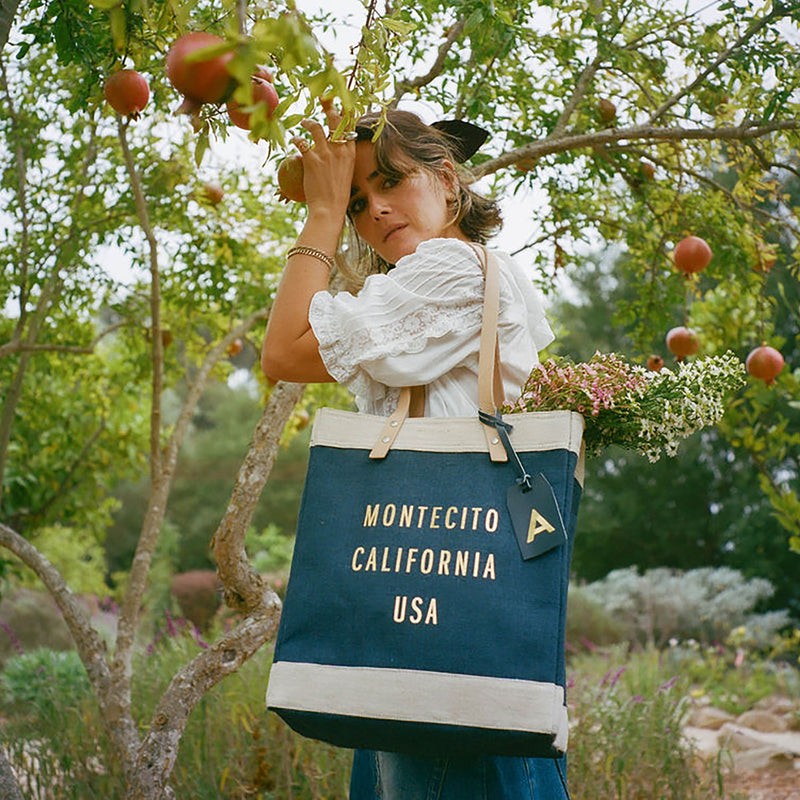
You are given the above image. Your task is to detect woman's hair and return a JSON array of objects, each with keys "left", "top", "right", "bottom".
[{"left": 337, "top": 110, "right": 502, "bottom": 290}]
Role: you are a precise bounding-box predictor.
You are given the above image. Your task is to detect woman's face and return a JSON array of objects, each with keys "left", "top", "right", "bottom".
[{"left": 348, "top": 141, "right": 468, "bottom": 264}]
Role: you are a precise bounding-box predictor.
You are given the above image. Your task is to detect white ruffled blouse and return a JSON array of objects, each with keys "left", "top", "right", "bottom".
[{"left": 308, "top": 238, "right": 554, "bottom": 418}]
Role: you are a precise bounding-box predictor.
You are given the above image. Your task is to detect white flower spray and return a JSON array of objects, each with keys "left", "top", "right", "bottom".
[{"left": 506, "top": 351, "right": 746, "bottom": 461}]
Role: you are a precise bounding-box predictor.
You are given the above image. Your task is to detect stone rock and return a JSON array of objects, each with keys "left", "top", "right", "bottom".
[
  {"left": 737, "top": 709, "right": 790, "bottom": 733},
  {"left": 718, "top": 723, "right": 769, "bottom": 751},
  {"left": 689, "top": 706, "right": 736, "bottom": 730},
  {"left": 733, "top": 745, "right": 797, "bottom": 773},
  {"left": 754, "top": 695, "right": 797, "bottom": 716}
]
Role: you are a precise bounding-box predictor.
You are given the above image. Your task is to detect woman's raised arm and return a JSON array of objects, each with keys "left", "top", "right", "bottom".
[{"left": 261, "top": 103, "right": 355, "bottom": 383}]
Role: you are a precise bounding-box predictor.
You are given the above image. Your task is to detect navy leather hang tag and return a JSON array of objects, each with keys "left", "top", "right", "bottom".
[{"left": 507, "top": 472, "right": 567, "bottom": 560}]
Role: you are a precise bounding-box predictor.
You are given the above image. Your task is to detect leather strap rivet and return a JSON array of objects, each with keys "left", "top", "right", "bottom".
[
  {"left": 382, "top": 436, "right": 390, "bottom": 443},
  {"left": 492, "top": 437, "right": 499, "bottom": 445},
  {"left": 390, "top": 421, "right": 399, "bottom": 427}
]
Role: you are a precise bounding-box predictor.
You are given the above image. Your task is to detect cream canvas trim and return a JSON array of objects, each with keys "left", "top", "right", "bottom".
[
  {"left": 267, "top": 661, "right": 569, "bottom": 752},
  {"left": 311, "top": 408, "right": 583, "bottom": 457}
]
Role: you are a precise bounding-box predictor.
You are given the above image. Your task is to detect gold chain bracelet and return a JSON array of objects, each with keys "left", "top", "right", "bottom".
[{"left": 287, "top": 246, "right": 334, "bottom": 270}]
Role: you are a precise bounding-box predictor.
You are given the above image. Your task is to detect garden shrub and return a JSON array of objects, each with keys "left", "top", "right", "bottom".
[
  {"left": 580, "top": 566, "right": 787, "bottom": 646},
  {"left": 170, "top": 569, "right": 221, "bottom": 631},
  {"left": 566, "top": 585, "right": 628, "bottom": 651},
  {"left": 0, "top": 648, "right": 91, "bottom": 720},
  {"left": 0, "top": 587, "right": 75, "bottom": 667}
]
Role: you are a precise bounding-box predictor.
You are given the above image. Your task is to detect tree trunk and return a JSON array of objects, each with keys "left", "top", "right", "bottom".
[{"left": 125, "top": 381, "right": 305, "bottom": 798}]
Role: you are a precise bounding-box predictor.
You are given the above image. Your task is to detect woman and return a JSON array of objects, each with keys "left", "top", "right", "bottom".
[{"left": 261, "top": 103, "right": 567, "bottom": 799}]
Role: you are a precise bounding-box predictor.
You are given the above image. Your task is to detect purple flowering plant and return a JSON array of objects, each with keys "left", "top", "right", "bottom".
[{"left": 504, "top": 351, "right": 746, "bottom": 461}]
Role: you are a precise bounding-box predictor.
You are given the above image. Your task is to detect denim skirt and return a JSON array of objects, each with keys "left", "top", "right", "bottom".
[{"left": 349, "top": 750, "right": 570, "bottom": 800}]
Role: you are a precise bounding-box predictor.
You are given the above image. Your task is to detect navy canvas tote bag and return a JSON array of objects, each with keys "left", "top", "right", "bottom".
[{"left": 266, "top": 248, "right": 585, "bottom": 758}]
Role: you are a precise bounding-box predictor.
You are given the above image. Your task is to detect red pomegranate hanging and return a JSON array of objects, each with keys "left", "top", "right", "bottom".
[
  {"left": 745, "top": 344, "right": 784, "bottom": 385},
  {"left": 165, "top": 32, "right": 235, "bottom": 106},
  {"left": 673, "top": 235, "right": 712, "bottom": 274},
  {"left": 227, "top": 76, "right": 279, "bottom": 130},
  {"left": 666, "top": 326, "right": 700, "bottom": 361},
  {"left": 104, "top": 69, "right": 150, "bottom": 119}
]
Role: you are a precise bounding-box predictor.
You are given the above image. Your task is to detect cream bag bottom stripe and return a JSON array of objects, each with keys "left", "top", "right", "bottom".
[{"left": 267, "top": 662, "right": 569, "bottom": 750}]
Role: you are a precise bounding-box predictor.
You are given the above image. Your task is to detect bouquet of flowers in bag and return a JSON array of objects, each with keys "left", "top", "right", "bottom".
[{"left": 504, "top": 351, "right": 746, "bottom": 461}]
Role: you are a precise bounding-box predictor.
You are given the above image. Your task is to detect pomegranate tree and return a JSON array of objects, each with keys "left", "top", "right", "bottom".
[
  {"left": 666, "top": 326, "right": 700, "bottom": 361},
  {"left": 104, "top": 69, "right": 150, "bottom": 119},
  {"left": 673, "top": 235, "right": 712, "bottom": 274},
  {"left": 745, "top": 344, "right": 784, "bottom": 385},
  {"left": 166, "top": 32, "right": 234, "bottom": 108}
]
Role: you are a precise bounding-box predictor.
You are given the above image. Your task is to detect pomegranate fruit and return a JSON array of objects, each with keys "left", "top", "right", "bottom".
[
  {"left": 165, "top": 32, "right": 234, "bottom": 105},
  {"left": 598, "top": 98, "right": 617, "bottom": 123},
  {"left": 666, "top": 326, "right": 700, "bottom": 361},
  {"left": 201, "top": 183, "right": 224, "bottom": 205},
  {"left": 277, "top": 155, "right": 306, "bottom": 203},
  {"left": 104, "top": 69, "right": 150, "bottom": 118},
  {"left": 253, "top": 64, "right": 274, "bottom": 83},
  {"left": 227, "top": 76, "right": 279, "bottom": 130},
  {"left": 640, "top": 161, "right": 655, "bottom": 180},
  {"left": 226, "top": 338, "right": 244, "bottom": 357},
  {"left": 673, "top": 235, "right": 712, "bottom": 274},
  {"left": 647, "top": 354, "right": 664, "bottom": 371},
  {"left": 746, "top": 344, "right": 784, "bottom": 385}
]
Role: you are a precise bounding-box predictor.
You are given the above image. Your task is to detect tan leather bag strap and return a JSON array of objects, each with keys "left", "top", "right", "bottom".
[
  {"left": 475, "top": 245, "right": 508, "bottom": 462},
  {"left": 370, "top": 245, "right": 507, "bottom": 460}
]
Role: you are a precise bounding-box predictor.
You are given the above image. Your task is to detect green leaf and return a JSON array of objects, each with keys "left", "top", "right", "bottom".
[
  {"left": 194, "top": 128, "right": 209, "bottom": 167},
  {"left": 380, "top": 18, "right": 417, "bottom": 36},
  {"left": 109, "top": 6, "right": 127, "bottom": 53}
]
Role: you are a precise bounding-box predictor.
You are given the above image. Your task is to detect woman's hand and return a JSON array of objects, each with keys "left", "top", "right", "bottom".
[{"left": 293, "top": 100, "right": 356, "bottom": 222}]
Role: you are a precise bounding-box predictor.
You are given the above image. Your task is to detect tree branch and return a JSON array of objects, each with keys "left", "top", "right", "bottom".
[
  {"left": 112, "top": 310, "right": 269, "bottom": 740},
  {"left": 390, "top": 17, "right": 466, "bottom": 108},
  {"left": 0, "top": 0, "right": 21, "bottom": 52},
  {"left": 469, "top": 119, "right": 800, "bottom": 180},
  {"left": 163, "top": 310, "right": 270, "bottom": 474},
  {"left": 551, "top": 52, "right": 603, "bottom": 138},
  {"left": 212, "top": 379, "right": 305, "bottom": 611},
  {"left": 0, "top": 522, "right": 140, "bottom": 776},
  {"left": 649, "top": 8, "right": 778, "bottom": 124},
  {"left": 127, "top": 608, "right": 281, "bottom": 799},
  {"left": 127, "top": 379, "right": 302, "bottom": 797},
  {"left": 116, "top": 116, "right": 164, "bottom": 484},
  {"left": 0, "top": 320, "right": 129, "bottom": 358},
  {"left": 0, "top": 76, "right": 100, "bottom": 507}
]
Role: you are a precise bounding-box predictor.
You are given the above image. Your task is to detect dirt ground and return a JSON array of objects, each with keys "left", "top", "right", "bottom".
[{"left": 722, "top": 768, "right": 800, "bottom": 800}]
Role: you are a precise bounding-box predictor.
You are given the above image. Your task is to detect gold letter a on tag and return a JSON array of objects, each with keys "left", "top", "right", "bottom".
[{"left": 527, "top": 509, "right": 556, "bottom": 543}]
